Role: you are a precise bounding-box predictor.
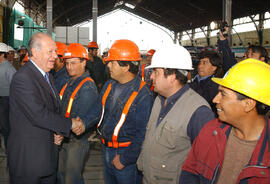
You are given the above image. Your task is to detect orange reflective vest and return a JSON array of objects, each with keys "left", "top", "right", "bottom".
[
  {"left": 59, "top": 77, "right": 94, "bottom": 118},
  {"left": 97, "top": 80, "right": 146, "bottom": 148}
]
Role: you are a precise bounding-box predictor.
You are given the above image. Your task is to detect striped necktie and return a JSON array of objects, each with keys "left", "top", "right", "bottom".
[{"left": 45, "top": 73, "right": 56, "bottom": 97}]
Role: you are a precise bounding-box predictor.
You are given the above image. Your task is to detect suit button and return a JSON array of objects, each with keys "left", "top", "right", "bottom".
[
  {"left": 162, "top": 164, "right": 166, "bottom": 168},
  {"left": 213, "top": 130, "right": 217, "bottom": 135},
  {"left": 261, "top": 171, "right": 265, "bottom": 175}
]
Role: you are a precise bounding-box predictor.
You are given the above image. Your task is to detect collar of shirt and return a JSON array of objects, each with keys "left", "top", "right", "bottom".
[
  {"left": 30, "top": 59, "right": 46, "bottom": 77},
  {"left": 157, "top": 84, "right": 190, "bottom": 127},
  {"left": 68, "top": 72, "right": 89, "bottom": 86},
  {"left": 110, "top": 77, "right": 136, "bottom": 110},
  {"left": 194, "top": 74, "right": 212, "bottom": 82}
]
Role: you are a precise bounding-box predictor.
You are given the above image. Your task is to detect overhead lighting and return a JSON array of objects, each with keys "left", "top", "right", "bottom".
[
  {"left": 210, "top": 21, "right": 216, "bottom": 30},
  {"left": 125, "top": 3, "right": 136, "bottom": 9},
  {"left": 114, "top": 1, "right": 124, "bottom": 8}
]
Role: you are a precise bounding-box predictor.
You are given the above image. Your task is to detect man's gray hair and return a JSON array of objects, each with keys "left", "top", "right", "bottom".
[{"left": 28, "top": 33, "right": 50, "bottom": 57}]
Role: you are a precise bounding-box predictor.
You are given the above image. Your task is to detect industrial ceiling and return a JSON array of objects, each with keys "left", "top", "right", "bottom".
[{"left": 17, "top": 0, "right": 270, "bottom": 32}]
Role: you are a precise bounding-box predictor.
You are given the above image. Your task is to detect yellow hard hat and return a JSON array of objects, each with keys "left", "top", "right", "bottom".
[{"left": 212, "top": 58, "right": 270, "bottom": 106}]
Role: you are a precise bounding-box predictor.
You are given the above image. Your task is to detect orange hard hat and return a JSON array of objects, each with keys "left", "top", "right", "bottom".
[
  {"left": 63, "top": 43, "right": 88, "bottom": 60},
  {"left": 146, "top": 49, "right": 156, "bottom": 56},
  {"left": 87, "top": 41, "right": 99, "bottom": 49},
  {"left": 104, "top": 39, "right": 141, "bottom": 62},
  {"left": 22, "top": 53, "right": 28, "bottom": 62},
  {"left": 56, "top": 42, "right": 67, "bottom": 57}
]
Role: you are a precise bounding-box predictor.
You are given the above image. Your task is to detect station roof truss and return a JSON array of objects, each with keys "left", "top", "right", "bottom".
[{"left": 17, "top": 0, "right": 270, "bottom": 32}]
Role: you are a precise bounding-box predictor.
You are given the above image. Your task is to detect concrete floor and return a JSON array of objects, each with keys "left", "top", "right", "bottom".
[{"left": 0, "top": 138, "right": 104, "bottom": 184}]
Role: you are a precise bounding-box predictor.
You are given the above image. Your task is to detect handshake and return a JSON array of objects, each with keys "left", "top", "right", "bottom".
[
  {"left": 72, "top": 117, "right": 85, "bottom": 136},
  {"left": 54, "top": 117, "right": 85, "bottom": 146}
]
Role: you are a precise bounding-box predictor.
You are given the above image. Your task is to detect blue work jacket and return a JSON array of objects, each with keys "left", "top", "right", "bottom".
[
  {"left": 60, "top": 72, "right": 98, "bottom": 140},
  {"left": 82, "top": 75, "right": 154, "bottom": 166}
]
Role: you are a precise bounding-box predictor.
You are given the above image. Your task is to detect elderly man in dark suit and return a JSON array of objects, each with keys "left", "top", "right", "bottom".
[{"left": 8, "top": 33, "right": 85, "bottom": 184}]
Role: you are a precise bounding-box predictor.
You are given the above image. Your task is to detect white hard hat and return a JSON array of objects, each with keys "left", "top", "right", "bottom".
[
  {"left": 146, "top": 44, "right": 193, "bottom": 70},
  {"left": 7, "top": 46, "right": 15, "bottom": 52},
  {"left": 0, "top": 43, "right": 8, "bottom": 52}
]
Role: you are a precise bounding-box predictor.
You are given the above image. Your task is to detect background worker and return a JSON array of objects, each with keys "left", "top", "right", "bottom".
[
  {"left": 244, "top": 44, "right": 269, "bottom": 62},
  {"left": 86, "top": 41, "right": 107, "bottom": 91},
  {"left": 0, "top": 43, "right": 16, "bottom": 150},
  {"left": 81, "top": 39, "right": 153, "bottom": 184},
  {"left": 7, "top": 46, "right": 15, "bottom": 63},
  {"left": 57, "top": 43, "right": 98, "bottom": 184},
  {"left": 17, "top": 45, "right": 28, "bottom": 62},
  {"left": 181, "top": 58, "right": 270, "bottom": 183},
  {"left": 7, "top": 45, "right": 20, "bottom": 70},
  {"left": 50, "top": 41, "right": 69, "bottom": 93},
  {"left": 20, "top": 53, "right": 28, "bottom": 67},
  {"left": 137, "top": 44, "right": 214, "bottom": 184},
  {"left": 189, "top": 50, "right": 223, "bottom": 114},
  {"left": 139, "top": 49, "right": 155, "bottom": 88}
]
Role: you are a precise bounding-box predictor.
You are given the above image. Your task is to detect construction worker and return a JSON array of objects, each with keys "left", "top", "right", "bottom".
[
  {"left": 0, "top": 43, "right": 16, "bottom": 150},
  {"left": 146, "top": 49, "right": 155, "bottom": 63},
  {"left": 137, "top": 44, "right": 215, "bottom": 184},
  {"left": 7, "top": 45, "right": 20, "bottom": 70},
  {"left": 20, "top": 53, "right": 28, "bottom": 67},
  {"left": 244, "top": 45, "right": 269, "bottom": 63},
  {"left": 139, "top": 49, "right": 155, "bottom": 89},
  {"left": 80, "top": 39, "right": 154, "bottom": 184},
  {"left": 50, "top": 42, "right": 69, "bottom": 93},
  {"left": 57, "top": 43, "right": 98, "bottom": 184},
  {"left": 7, "top": 46, "right": 15, "bottom": 63},
  {"left": 86, "top": 41, "right": 107, "bottom": 91},
  {"left": 180, "top": 59, "right": 270, "bottom": 183},
  {"left": 17, "top": 45, "right": 27, "bottom": 61}
]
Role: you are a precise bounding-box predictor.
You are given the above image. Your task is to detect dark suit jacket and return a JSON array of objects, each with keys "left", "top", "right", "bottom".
[{"left": 8, "top": 61, "right": 72, "bottom": 177}]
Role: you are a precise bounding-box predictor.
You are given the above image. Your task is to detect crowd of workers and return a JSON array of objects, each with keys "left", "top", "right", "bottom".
[{"left": 0, "top": 27, "right": 269, "bottom": 184}]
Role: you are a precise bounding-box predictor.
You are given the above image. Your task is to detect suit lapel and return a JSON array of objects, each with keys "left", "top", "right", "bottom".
[{"left": 26, "top": 62, "right": 60, "bottom": 108}]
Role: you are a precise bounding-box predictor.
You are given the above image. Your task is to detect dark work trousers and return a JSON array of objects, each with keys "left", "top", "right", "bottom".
[
  {"left": 0, "top": 96, "right": 10, "bottom": 149},
  {"left": 10, "top": 173, "right": 56, "bottom": 184}
]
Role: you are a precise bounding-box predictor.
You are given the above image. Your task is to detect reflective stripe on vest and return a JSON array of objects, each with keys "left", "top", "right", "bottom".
[
  {"left": 59, "top": 83, "right": 67, "bottom": 100},
  {"left": 97, "top": 81, "right": 146, "bottom": 147},
  {"left": 97, "top": 83, "right": 112, "bottom": 128},
  {"left": 59, "top": 77, "right": 94, "bottom": 118},
  {"left": 141, "top": 64, "right": 145, "bottom": 81}
]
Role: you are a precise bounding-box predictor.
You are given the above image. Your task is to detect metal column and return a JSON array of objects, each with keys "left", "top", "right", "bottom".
[
  {"left": 258, "top": 13, "right": 264, "bottom": 46},
  {"left": 173, "top": 31, "right": 177, "bottom": 44},
  {"left": 46, "top": 0, "right": 53, "bottom": 35},
  {"left": 223, "top": 0, "right": 232, "bottom": 46},
  {"left": 92, "top": 0, "right": 98, "bottom": 42}
]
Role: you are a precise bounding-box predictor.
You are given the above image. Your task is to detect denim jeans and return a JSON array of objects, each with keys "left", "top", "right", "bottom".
[
  {"left": 57, "top": 138, "right": 90, "bottom": 184},
  {"left": 102, "top": 145, "right": 142, "bottom": 184}
]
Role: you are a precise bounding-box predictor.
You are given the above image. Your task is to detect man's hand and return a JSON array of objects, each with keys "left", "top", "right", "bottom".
[
  {"left": 54, "top": 134, "right": 64, "bottom": 145},
  {"left": 219, "top": 26, "right": 229, "bottom": 41},
  {"left": 111, "top": 154, "right": 125, "bottom": 170},
  {"left": 71, "top": 117, "right": 85, "bottom": 136}
]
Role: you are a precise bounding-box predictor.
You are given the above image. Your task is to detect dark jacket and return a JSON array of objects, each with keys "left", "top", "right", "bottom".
[
  {"left": 8, "top": 61, "right": 72, "bottom": 177},
  {"left": 189, "top": 75, "right": 219, "bottom": 115},
  {"left": 218, "top": 39, "right": 237, "bottom": 73},
  {"left": 85, "top": 56, "right": 107, "bottom": 88},
  {"left": 180, "top": 118, "right": 270, "bottom": 184},
  {"left": 50, "top": 66, "right": 69, "bottom": 93}
]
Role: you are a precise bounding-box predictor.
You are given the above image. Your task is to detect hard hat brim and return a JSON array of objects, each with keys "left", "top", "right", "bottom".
[
  {"left": 145, "top": 64, "right": 193, "bottom": 70},
  {"left": 212, "top": 77, "right": 270, "bottom": 106}
]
